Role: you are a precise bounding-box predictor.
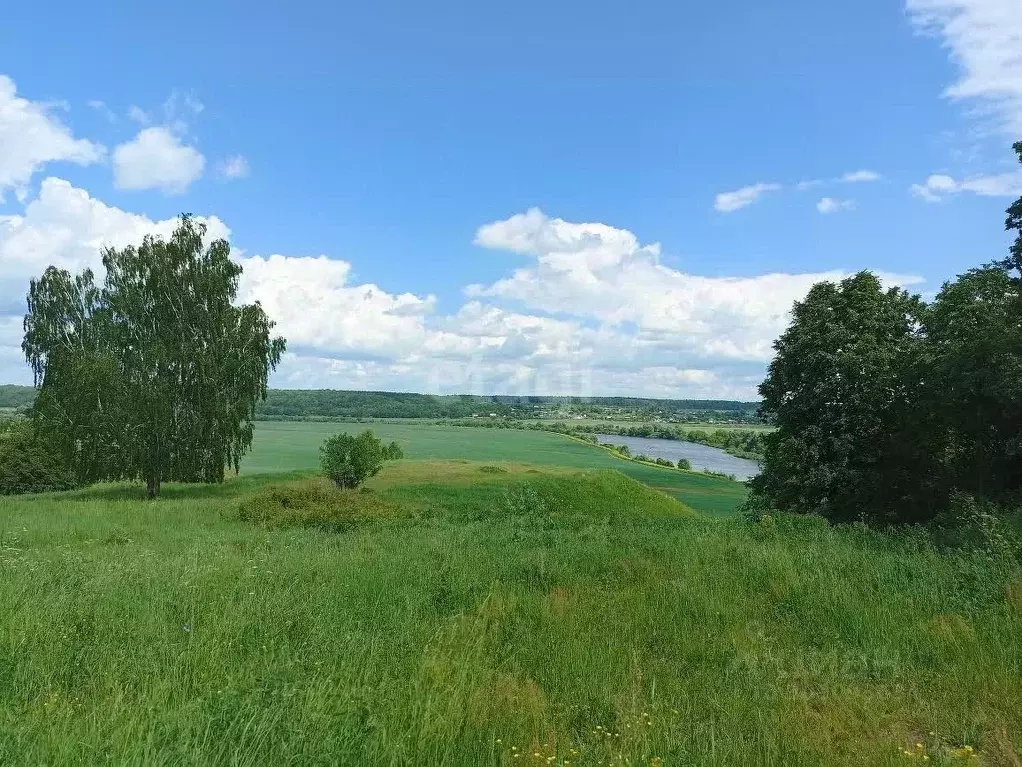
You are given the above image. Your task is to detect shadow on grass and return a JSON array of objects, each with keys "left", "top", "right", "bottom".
[{"left": 63, "top": 471, "right": 317, "bottom": 503}]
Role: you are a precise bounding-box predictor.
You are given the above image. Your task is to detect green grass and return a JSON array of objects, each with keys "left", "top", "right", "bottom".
[
  {"left": 244, "top": 421, "right": 747, "bottom": 516},
  {"left": 1, "top": 464, "right": 1019, "bottom": 765}
]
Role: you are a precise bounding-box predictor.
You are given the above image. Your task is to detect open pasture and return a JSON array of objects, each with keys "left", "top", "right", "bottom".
[
  {"left": 244, "top": 421, "right": 748, "bottom": 516},
  {"left": 1, "top": 464, "right": 1019, "bottom": 765}
]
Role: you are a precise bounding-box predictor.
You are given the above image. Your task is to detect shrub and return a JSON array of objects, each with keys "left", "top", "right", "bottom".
[
  {"left": 655, "top": 457, "right": 674, "bottom": 467},
  {"left": 677, "top": 458, "right": 692, "bottom": 470},
  {"left": 704, "top": 469, "right": 737, "bottom": 481},
  {"left": 237, "top": 478, "right": 401, "bottom": 529},
  {"left": 931, "top": 492, "right": 1021, "bottom": 566},
  {"left": 320, "top": 430, "right": 404, "bottom": 489},
  {"left": 634, "top": 454, "right": 651, "bottom": 463},
  {"left": 616, "top": 445, "right": 630, "bottom": 457},
  {"left": 0, "top": 420, "right": 76, "bottom": 495}
]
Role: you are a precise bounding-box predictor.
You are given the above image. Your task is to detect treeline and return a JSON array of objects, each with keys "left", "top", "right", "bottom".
[
  {"left": 252, "top": 390, "right": 759, "bottom": 421},
  {"left": 446, "top": 417, "right": 767, "bottom": 461},
  {"left": 0, "top": 385, "right": 35, "bottom": 410},
  {"left": 571, "top": 422, "right": 767, "bottom": 460},
  {"left": 2, "top": 384, "right": 760, "bottom": 423},
  {"left": 750, "top": 142, "right": 1022, "bottom": 527},
  {"left": 255, "top": 390, "right": 517, "bottom": 420}
]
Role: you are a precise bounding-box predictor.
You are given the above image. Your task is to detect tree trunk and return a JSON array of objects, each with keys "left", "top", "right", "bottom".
[{"left": 146, "top": 474, "right": 160, "bottom": 499}]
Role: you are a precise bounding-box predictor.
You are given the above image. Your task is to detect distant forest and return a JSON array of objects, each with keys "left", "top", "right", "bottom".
[
  {"left": 0, "top": 385, "right": 35, "bottom": 409},
  {"left": 0, "top": 385, "right": 759, "bottom": 421}
]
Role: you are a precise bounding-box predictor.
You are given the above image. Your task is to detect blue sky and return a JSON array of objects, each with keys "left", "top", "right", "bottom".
[{"left": 1, "top": 0, "right": 1020, "bottom": 398}]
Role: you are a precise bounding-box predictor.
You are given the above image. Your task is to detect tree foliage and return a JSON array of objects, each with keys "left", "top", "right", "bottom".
[
  {"left": 753, "top": 273, "right": 929, "bottom": 523},
  {"left": 925, "top": 265, "right": 1022, "bottom": 499},
  {"left": 753, "top": 143, "right": 1022, "bottom": 525},
  {"left": 320, "top": 430, "right": 404, "bottom": 489},
  {"left": 22, "top": 216, "right": 286, "bottom": 497},
  {"left": 0, "top": 419, "right": 76, "bottom": 495}
]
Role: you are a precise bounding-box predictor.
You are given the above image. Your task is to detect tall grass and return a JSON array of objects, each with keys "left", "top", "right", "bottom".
[{"left": 0, "top": 465, "right": 1019, "bottom": 765}]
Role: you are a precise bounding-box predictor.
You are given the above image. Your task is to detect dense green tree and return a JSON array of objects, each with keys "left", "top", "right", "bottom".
[
  {"left": 22, "top": 217, "right": 286, "bottom": 498},
  {"left": 320, "top": 430, "right": 403, "bottom": 489},
  {"left": 922, "top": 143, "right": 1022, "bottom": 503},
  {"left": 924, "top": 266, "right": 1022, "bottom": 500},
  {"left": 0, "top": 419, "right": 76, "bottom": 495},
  {"left": 752, "top": 272, "right": 930, "bottom": 524},
  {"left": 999, "top": 141, "right": 1022, "bottom": 275}
]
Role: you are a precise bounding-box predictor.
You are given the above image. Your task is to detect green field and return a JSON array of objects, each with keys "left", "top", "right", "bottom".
[
  {"left": 243, "top": 421, "right": 747, "bottom": 516},
  {"left": 1, "top": 464, "right": 1019, "bottom": 765}
]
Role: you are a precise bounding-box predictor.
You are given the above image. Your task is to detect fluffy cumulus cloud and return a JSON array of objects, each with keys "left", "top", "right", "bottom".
[
  {"left": 113, "top": 127, "right": 205, "bottom": 194},
  {"left": 713, "top": 183, "right": 781, "bottom": 212},
  {"left": 1, "top": 186, "right": 920, "bottom": 397},
  {"left": 468, "top": 209, "right": 921, "bottom": 373},
  {"left": 907, "top": 0, "right": 1022, "bottom": 134},
  {"left": 0, "top": 177, "right": 228, "bottom": 314},
  {"left": 236, "top": 254, "right": 436, "bottom": 359},
  {"left": 0, "top": 75, "right": 105, "bottom": 201},
  {"left": 911, "top": 170, "right": 1022, "bottom": 200}
]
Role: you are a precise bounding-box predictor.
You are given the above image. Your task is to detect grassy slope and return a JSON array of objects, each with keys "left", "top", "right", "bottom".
[
  {"left": 244, "top": 421, "right": 746, "bottom": 516},
  {"left": 1, "top": 463, "right": 1020, "bottom": 765}
]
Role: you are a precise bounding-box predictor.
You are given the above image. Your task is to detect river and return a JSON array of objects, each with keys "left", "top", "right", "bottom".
[{"left": 595, "top": 433, "right": 761, "bottom": 481}]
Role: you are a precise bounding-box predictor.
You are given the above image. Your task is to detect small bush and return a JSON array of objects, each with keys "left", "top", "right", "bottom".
[
  {"left": 654, "top": 457, "right": 674, "bottom": 467},
  {"left": 932, "top": 492, "right": 1021, "bottom": 566},
  {"left": 704, "top": 469, "right": 737, "bottom": 481},
  {"left": 479, "top": 465, "right": 508, "bottom": 474},
  {"left": 320, "top": 430, "right": 403, "bottom": 489},
  {"left": 738, "top": 489, "right": 777, "bottom": 523},
  {"left": 237, "top": 479, "right": 401, "bottom": 530},
  {"left": 0, "top": 421, "right": 76, "bottom": 495},
  {"left": 634, "top": 454, "right": 651, "bottom": 463},
  {"left": 502, "top": 483, "right": 549, "bottom": 524},
  {"left": 677, "top": 458, "right": 692, "bottom": 470}
]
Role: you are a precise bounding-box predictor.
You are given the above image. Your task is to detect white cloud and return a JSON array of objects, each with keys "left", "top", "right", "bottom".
[
  {"left": 236, "top": 254, "right": 436, "bottom": 359},
  {"left": 163, "top": 90, "right": 203, "bottom": 120},
  {"left": 216, "top": 155, "right": 250, "bottom": 180},
  {"left": 0, "top": 188, "right": 926, "bottom": 398},
  {"left": 0, "top": 177, "right": 228, "bottom": 312},
  {"left": 112, "top": 127, "right": 205, "bottom": 194},
  {"left": 470, "top": 209, "right": 922, "bottom": 367},
  {"left": 796, "top": 179, "right": 823, "bottom": 191},
  {"left": 87, "top": 100, "right": 117, "bottom": 123},
  {"left": 0, "top": 75, "right": 105, "bottom": 201},
  {"left": 907, "top": 0, "right": 1022, "bottom": 134},
  {"left": 840, "top": 170, "right": 881, "bottom": 183},
  {"left": 910, "top": 170, "right": 1022, "bottom": 200},
  {"left": 713, "top": 182, "right": 782, "bottom": 212},
  {"left": 817, "top": 197, "right": 855, "bottom": 213},
  {"left": 127, "top": 105, "right": 151, "bottom": 124}
]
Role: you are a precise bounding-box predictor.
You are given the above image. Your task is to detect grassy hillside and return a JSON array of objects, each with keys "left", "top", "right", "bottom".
[
  {"left": 0, "top": 464, "right": 1018, "bottom": 765},
  {"left": 244, "top": 421, "right": 747, "bottom": 516}
]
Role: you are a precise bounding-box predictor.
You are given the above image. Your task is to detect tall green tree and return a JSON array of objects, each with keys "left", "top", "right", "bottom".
[
  {"left": 23, "top": 216, "right": 286, "bottom": 497},
  {"left": 924, "top": 142, "right": 1022, "bottom": 502},
  {"left": 752, "top": 272, "right": 931, "bottom": 524},
  {"left": 1000, "top": 141, "right": 1022, "bottom": 275}
]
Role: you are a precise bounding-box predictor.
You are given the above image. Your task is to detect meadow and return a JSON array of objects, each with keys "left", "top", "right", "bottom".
[
  {"left": 243, "top": 421, "right": 747, "bottom": 516},
  {"left": 1, "top": 459, "right": 1020, "bottom": 765}
]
